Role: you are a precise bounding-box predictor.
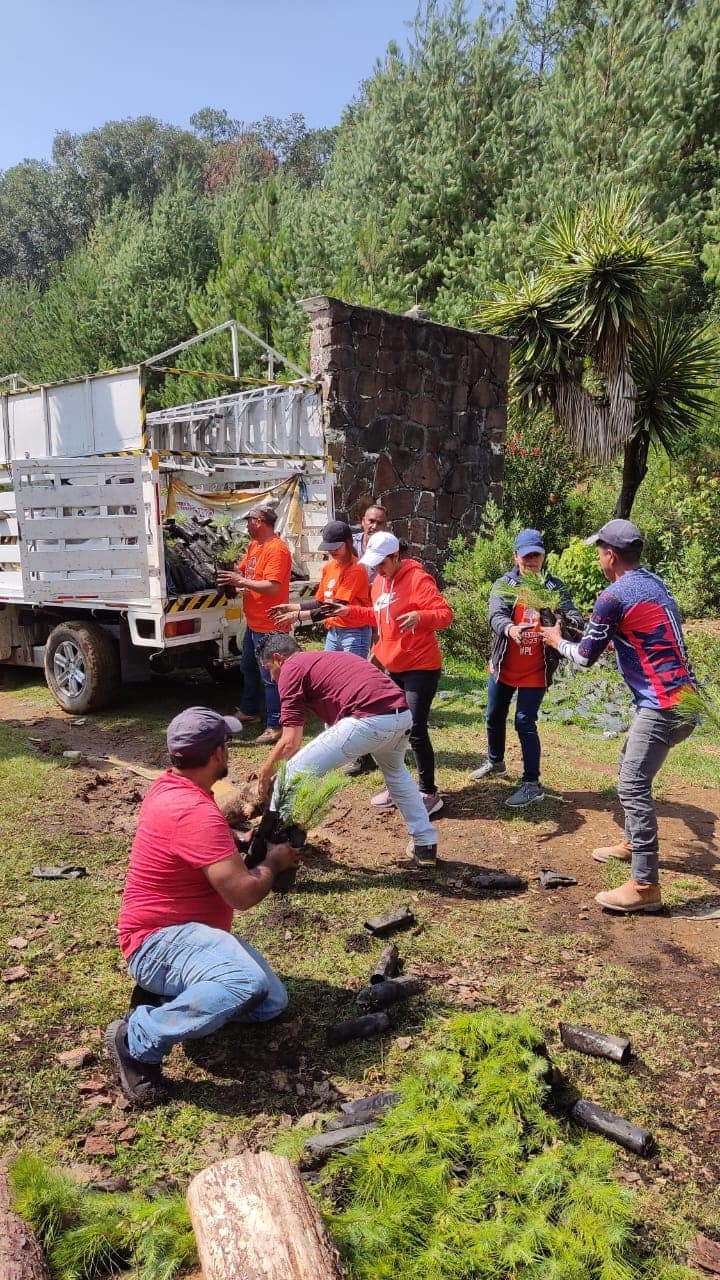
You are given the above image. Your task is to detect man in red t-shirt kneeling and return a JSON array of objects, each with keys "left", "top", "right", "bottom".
[
  {"left": 104, "top": 707, "right": 298, "bottom": 1106},
  {"left": 255, "top": 633, "right": 439, "bottom": 869}
]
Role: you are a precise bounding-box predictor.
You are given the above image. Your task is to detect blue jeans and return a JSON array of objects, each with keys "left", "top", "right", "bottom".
[
  {"left": 126, "top": 923, "right": 288, "bottom": 1064},
  {"left": 486, "top": 676, "right": 546, "bottom": 783},
  {"left": 240, "top": 626, "right": 281, "bottom": 727},
  {"left": 618, "top": 706, "right": 695, "bottom": 885},
  {"left": 273, "top": 709, "right": 437, "bottom": 846},
  {"left": 324, "top": 625, "right": 372, "bottom": 658}
]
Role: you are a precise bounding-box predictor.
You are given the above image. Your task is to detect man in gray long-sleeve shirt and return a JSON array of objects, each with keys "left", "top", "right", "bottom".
[{"left": 542, "top": 519, "right": 696, "bottom": 915}]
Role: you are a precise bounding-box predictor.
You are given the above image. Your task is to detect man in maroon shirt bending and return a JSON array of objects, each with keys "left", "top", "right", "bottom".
[
  {"left": 256, "top": 633, "right": 439, "bottom": 868},
  {"left": 104, "top": 707, "right": 298, "bottom": 1106}
]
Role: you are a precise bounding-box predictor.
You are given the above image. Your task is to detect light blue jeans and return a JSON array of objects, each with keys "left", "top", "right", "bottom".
[
  {"left": 324, "top": 625, "right": 372, "bottom": 658},
  {"left": 126, "top": 923, "right": 288, "bottom": 1064},
  {"left": 273, "top": 709, "right": 437, "bottom": 846}
]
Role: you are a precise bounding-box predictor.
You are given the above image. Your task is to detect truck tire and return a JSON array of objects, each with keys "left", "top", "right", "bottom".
[{"left": 44, "top": 622, "right": 121, "bottom": 713}]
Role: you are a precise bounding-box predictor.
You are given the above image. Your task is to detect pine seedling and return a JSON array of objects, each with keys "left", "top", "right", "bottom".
[
  {"left": 9, "top": 1153, "right": 82, "bottom": 1251},
  {"left": 675, "top": 682, "right": 720, "bottom": 730},
  {"left": 492, "top": 570, "right": 562, "bottom": 617},
  {"left": 129, "top": 1194, "right": 197, "bottom": 1280},
  {"left": 274, "top": 761, "right": 347, "bottom": 830}
]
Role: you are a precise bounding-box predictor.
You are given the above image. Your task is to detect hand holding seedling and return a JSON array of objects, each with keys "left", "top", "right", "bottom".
[
  {"left": 541, "top": 621, "right": 562, "bottom": 648},
  {"left": 264, "top": 840, "right": 301, "bottom": 873},
  {"left": 508, "top": 623, "right": 533, "bottom": 644},
  {"left": 217, "top": 569, "right": 249, "bottom": 590}
]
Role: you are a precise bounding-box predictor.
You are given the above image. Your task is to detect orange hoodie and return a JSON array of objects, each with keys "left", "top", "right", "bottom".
[{"left": 345, "top": 559, "right": 453, "bottom": 672}]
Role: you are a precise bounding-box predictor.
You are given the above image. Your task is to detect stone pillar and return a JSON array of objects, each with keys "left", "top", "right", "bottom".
[{"left": 298, "top": 296, "right": 508, "bottom": 571}]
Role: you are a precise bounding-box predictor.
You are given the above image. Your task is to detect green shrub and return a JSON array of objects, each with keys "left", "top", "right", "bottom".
[
  {"left": 546, "top": 539, "right": 606, "bottom": 614},
  {"left": 9, "top": 1155, "right": 196, "bottom": 1280},
  {"left": 442, "top": 502, "right": 520, "bottom": 665},
  {"left": 503, "top": 411, "right": 590, "bottom": 551}
]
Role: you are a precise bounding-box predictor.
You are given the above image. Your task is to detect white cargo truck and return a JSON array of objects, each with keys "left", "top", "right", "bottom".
[{"left": 0, "top": 361, "right": 331, "bottom": 713}]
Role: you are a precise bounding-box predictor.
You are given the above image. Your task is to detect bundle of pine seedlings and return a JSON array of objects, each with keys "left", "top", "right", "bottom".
[
  {"left": 492, "top": 571, "right": 562, "bottom": 626},
  {"left": 319, "top": 1009, "right": 692, "bottom": 1280},
  {"left": 9, "top": 1153, "right": 196, "bottom": 1280}
]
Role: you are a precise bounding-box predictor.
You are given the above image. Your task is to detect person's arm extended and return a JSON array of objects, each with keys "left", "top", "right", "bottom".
[
  {"left": 258, "top": 724, "right": 304, "bottom": 804},
  {"left": 217, "top": 571, "right": 283, "bottom": 595},
  {"left": 205, "top": 841, "right": 300, "bottom": 910},
  {"left": 542, "top": 590, "right": 619, "bottom": 668}
]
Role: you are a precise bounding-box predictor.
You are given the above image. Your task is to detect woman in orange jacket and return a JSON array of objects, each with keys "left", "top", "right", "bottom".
[{"left": 337, "top": 530, "right": 454, "bottom": 817}]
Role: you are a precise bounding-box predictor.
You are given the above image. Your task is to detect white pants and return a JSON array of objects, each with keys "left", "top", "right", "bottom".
[{"left": 274, "top": 709, "right": 437, "bottom": 846}]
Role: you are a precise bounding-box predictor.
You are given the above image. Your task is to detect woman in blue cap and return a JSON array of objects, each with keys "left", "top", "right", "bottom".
[{"left": 469, "top": 529, "right": 584, "bottom": 807}]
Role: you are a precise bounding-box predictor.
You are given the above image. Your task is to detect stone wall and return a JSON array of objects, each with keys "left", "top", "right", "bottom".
[{"left": 299, "top": 295, "right": 509, "bottom": 571}]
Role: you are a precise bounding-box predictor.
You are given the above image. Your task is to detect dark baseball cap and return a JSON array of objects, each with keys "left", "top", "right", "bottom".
[
  {"left": 514, "top": 528, "right": 546, "bottom": 555},
  {"left": 167, "top": 706, "right": 242, "bottom": 761},
  {"left": 586, "top": 519, "right": 643, "bottom": 550},
  {"left": 319, "top": 519, "right": 353, "bottom": 551}
]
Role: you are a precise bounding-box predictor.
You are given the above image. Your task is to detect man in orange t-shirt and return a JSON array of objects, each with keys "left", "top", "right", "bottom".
[{"left": 217, "top": 505, "right": 291, "bottom": 745}]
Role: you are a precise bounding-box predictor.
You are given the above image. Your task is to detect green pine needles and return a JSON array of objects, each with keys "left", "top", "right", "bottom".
[
  {"left": 273, "top": 760, "right": 347, "bottom": 830},
  {"left": 321, "top": 1010, "right": 692, "bottom": 1280},
  {"left": 9, "top": 1154, "right": 196, "bottom": 1280},
  {"left": 492, "top": 572, "right": 562, "bottom": 618}
]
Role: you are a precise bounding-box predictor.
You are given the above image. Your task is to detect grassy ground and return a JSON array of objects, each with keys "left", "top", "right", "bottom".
[{"left": 1, "top": 658, "right": 720, "bottom": 1272}]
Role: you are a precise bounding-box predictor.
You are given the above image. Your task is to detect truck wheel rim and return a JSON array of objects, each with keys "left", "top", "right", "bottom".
[{"left": 53, "top": 641, "right": 86, "bottom": 697}]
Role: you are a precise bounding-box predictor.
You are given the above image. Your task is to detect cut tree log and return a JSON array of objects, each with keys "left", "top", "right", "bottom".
[
  {"left": 327, "top": 1012, "right": 390, "bottom": 1046},
  {"left": 187, "top": 1152, "right": 346, "bottom": 1279},
  {"left": 0, "top": 1166, "right": 52, "bottom": 1280}
]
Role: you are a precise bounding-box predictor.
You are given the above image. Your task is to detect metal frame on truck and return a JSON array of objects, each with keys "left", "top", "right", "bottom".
[{"left": 0, "top": 327, "right": 332, "bottom": 713}]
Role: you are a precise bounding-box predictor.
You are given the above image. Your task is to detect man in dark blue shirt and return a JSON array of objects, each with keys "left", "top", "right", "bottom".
[{"left": 542, "top": 519, "right": 696, "bottom": 915}]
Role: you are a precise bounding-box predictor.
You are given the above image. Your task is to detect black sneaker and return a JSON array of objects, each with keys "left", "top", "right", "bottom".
[
  {"left": 344, "top": 754, "right": 377, "bottom": 777},
  {"left": 104, "top": 1019, "right": 167, "bottom": 1107}
]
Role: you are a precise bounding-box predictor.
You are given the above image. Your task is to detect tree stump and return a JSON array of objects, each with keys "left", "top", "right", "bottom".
[
  {"left": 187, "top": 1152, "right": 345, "bottom": 1279},
  {"left": 0, "top": 1167, "right": 52, "bottom": 1280}
]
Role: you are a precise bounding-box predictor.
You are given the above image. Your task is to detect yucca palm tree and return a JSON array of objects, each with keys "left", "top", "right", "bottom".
[{"left": 477, "top": 191, "right": 719, "bottom": 517}]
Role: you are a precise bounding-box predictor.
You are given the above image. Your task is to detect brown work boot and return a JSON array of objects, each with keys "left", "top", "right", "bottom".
[
  {"left": 592, "top": 839, "right": 632, "bottom": 864},
  {"left": 594, "top": 879, "right": 663, "bottom": 914},
  {"left": 255, "top": 727, "right": 282, "bottom": 745},
  {"left": 234, "top": 711, "right": 261, "bottom": 724}
]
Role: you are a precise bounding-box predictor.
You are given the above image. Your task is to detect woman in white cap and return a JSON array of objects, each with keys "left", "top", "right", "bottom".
[{"left": 334, "top": 531, "right": 453, "bottom": 817}]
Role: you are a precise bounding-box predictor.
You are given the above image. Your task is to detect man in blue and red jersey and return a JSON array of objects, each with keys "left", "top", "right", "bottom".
[{"left": 542, "top": 519, "right": 696, "bottom": 915}]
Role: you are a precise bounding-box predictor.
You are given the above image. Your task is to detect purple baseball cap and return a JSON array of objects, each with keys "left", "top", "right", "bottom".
[{"left": 167, "top": 706, "right": 242, "bottom": 761}]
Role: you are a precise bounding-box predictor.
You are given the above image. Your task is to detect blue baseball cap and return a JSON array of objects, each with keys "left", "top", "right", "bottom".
[
  {"left": 514, "top": 528, "right": 546, "bottom": 555},
  {"left": 167, "top": 707, "right": 242, "bottom": 761}
]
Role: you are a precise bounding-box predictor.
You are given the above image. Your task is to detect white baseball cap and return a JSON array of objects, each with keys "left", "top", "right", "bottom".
[{"left": 359, "top": 531, "right": 400, "bottom": 569}]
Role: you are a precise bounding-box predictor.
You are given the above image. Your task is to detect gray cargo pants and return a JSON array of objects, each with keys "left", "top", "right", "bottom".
[{"left": 618, "top": 706, "right": 695, "bottom": 884}]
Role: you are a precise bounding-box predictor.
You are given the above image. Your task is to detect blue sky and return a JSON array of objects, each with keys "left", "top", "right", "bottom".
[{"left": 0, "top": 0, "right": 480, "bottom": 170}]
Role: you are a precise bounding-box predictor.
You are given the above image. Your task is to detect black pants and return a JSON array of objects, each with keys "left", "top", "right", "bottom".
[{"left": 389, "top": 668, "right": 441, "bottom": 794}]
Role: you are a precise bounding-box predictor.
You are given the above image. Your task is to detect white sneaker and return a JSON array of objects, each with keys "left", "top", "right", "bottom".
[{"left": 469, "top": 760, "right": 507, "bottom": 781}]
